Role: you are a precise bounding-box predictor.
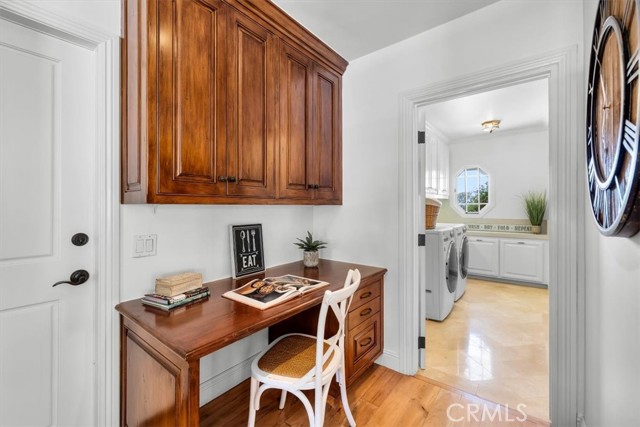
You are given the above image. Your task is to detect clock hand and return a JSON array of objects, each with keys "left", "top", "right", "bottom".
[{"left": 597, "top": 60, "right": 610, "bottom": 108}]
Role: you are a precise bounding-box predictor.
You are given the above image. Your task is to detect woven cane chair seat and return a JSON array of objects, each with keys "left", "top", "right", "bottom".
[{"left": 257, "top": 335, "right": 332, "bottom": 378}]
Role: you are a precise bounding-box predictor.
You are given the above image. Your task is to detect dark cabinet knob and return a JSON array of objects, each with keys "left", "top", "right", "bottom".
[
  {"left": 218, "top": 176, "right": 228, "bottom": 182},
  {"left": 52, "top": 270, "right": 90, "bottom": 287},
  {"left": 314, "top": 184, "right": 320, "bottom": 189},
  {"left": 228, "top": 176, "right": 237, "bottom": 183}
]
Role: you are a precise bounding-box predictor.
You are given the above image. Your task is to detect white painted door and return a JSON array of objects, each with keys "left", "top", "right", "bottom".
[{"left": 0, "top": 18, "right": 96, "bottom": 426}]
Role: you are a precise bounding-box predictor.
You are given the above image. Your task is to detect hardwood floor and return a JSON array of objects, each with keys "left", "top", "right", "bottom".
[
  {"left": 418, "top": 278, "right": 549, "bottom": 421},
  {"left": 200, "top": 364, "right": 550, "bottom": 426}
]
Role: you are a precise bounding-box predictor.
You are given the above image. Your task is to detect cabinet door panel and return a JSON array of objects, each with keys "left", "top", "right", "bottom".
[
  {"left": 467, "top": 238, "right": 499, "bottom": 277},
  {"left": 279, "top": 43, "right": 312, "bottom": 199},
  {"left": 227, "top": 11, "right": 276, "bottom": 197},
  {"left": 312, "top": 64, "right": 342, "bottom": 201},
  {"left": 499, "top": 240, "right": 544, "bottom": 283},
  {"left": 156, "top": 0, "right": 227, "bottom": 196}
]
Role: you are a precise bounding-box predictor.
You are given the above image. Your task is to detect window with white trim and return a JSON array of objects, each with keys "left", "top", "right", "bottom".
[{"left": 455, "top": 167, "right": 490, "bottom": 215}]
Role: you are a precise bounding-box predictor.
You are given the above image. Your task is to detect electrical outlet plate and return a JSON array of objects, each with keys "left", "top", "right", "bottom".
[{"left": 133, "top": 234, "right": 157, "bottom": 258}]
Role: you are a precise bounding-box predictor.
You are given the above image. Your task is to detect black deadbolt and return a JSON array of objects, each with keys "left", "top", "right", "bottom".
[{"left": 71, "top": 233, "right": 89, "bottom": 246}]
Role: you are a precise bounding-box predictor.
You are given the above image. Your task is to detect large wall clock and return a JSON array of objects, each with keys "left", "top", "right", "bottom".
[{"left": 587, "top": 0, "right": 640, "bottom": 237}]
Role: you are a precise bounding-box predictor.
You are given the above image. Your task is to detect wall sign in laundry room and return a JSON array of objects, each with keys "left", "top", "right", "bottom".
[
  {"left": 466, "top": 223, "right": 535, "bottom": 233},
  {"left": 230, "top": 224, "right": 265, "bottom": 278}
]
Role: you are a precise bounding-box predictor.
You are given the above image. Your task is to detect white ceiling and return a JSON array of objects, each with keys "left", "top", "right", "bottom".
[
  {"left": 419, "top": 79, "right": 549, "bottom": 142},
  {"left": 271, "top": 0, "right": 500, "bottom": 60}
]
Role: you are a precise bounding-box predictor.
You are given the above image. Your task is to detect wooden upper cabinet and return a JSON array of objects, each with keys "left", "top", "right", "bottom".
[
  {"left": 226, "top": 10, "right": 276, "bottom": 198},
  {"left": 121, "top": 0, "right": 347, "bottom": 204},
  {"left": 312, "top": 63, "right": 342, "bottom": 202},
  {"left": 279, "top": 43, "right": 342, "bottom": 202},
  {"left": 155, "top": 0, "right": 228, "bottom": 198},
  {"left": 279, "top": 42, "right": 313, "bottom": 199}
]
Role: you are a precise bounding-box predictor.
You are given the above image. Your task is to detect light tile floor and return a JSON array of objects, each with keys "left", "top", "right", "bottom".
[{"left": 417, "top": 278, "right": 549, "bottom": 421}]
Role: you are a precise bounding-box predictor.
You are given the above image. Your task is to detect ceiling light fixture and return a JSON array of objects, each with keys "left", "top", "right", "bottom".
[{"left": 481, "top": 119, "right": 501, "bottom": 133}]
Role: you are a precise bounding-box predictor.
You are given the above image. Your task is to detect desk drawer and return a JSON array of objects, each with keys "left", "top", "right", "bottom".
[
  {"left": 350, "top": 278, "right": 381, "bottom": 312},
  {"left": 348, "top": 296, "right": 380, "bottom": 330},
  {"left": 346, "top": 314, "right": 382, "bottom": 381}
]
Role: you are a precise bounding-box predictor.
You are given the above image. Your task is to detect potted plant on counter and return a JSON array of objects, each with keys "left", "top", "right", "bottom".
[
  {"left": 294, "top": 231, "right": 327, "bottom": 267},
  {"left": 521, "top": 191, "right": 547, "bottom": 234}
]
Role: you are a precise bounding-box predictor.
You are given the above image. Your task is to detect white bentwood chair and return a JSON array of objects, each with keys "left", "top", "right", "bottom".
[{"left": 247, "top": 269, "right": 362, "bottom": 427}]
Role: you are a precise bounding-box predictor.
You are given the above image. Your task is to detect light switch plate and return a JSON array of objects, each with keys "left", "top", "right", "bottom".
[{"left": 133, "top": 234, "right": 157, "bottom": 258}]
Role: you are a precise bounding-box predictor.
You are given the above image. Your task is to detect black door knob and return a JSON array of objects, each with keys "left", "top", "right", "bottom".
[{"left": 52, "top": 270, "right": 90, "bottom": 287}]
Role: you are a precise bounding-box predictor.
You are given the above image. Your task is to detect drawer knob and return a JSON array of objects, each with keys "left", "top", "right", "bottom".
[
  {"left": 360, "top": 291, "right": 372, "bottom": 299},
  {"left": 360, "top": 308, "right": 373, "bottom": 317},
  {"left": 359, "top": 337, "right": 373, "bottom": 347}
]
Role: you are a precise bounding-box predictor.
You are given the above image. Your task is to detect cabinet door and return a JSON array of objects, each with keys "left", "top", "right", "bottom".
[
  {"left": 155, "top": 0, "right": 227, "bottom": 197},
  {"left": 279, "top": 42, "right": 313, "bottom": 199},
  {"left": 467, "top": 237, "right": 500, "bottom": 277},
  {"left": 226, "top": 10, "right": 276, "bottom": 198},
  {"left": 499, "top": 239, "right": 545, "bottom": 283},
  {"left": 311, "top": 63, "right": 342, "bottom": 202},
  {"left": 438, "top": 140, "right": 449, "bottom": 198}
]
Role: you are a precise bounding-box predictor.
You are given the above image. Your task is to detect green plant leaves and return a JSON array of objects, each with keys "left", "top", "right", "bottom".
[{"left": 293, "top": 231, "right": 327, "bottom": 251}]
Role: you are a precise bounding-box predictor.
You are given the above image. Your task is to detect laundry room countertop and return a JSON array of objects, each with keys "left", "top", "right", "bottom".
[{"left": 466, "top": 230, "right": 549, "bottom": 240}]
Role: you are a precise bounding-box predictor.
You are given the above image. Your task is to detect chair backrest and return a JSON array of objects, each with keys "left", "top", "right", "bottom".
[{"left": 313, "top": 269, "right": 361, "bottom": 379}]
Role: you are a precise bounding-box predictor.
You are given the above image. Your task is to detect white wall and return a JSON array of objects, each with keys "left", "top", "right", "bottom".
[
  {"left": 582, "top": 1, "right": 640, "bottom": 426},
  {"left": 447, "top": 129, "right": 549, "bottom": 219},
  {"left": 313, "top": 0, "right": 584, "bottom": 373},
  {"left": 120, "top": 204, "right": 314, "bottom": 402},
  {"left": 22, "top": 0, "right": 121, "bottom": 36}
]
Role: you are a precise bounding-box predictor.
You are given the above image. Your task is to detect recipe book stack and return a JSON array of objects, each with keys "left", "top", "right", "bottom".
[{"left": 142, "top": 272, "right": 209, "bottom": 311}]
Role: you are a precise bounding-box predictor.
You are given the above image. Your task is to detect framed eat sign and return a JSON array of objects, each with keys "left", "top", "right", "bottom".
[
  {"left": 587, "top": 0, "right": 640, "bottom": 237},
  {"left": 230, "top": 224, "right": 265, "bottom": 278}
]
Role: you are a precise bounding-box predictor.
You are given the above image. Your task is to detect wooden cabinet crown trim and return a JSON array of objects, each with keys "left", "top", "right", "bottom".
[{"left": 228, "top": 0, "right": 348, "bottom": 74}]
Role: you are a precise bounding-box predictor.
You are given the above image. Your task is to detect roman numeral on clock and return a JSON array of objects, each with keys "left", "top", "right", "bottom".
[
  {"left": 623, "top": 119, "right": 638, "bottom": 154},
  {"left": 628, "top": 48, "right": 640, "bottom": 83},
  {"left": 588, "top": 158, "right": 596, "bottom": 191}
]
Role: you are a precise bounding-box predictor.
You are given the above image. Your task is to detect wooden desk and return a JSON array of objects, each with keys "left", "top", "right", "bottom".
[{"left": 116, "top": 259, "right": 386, "bottom": 426}]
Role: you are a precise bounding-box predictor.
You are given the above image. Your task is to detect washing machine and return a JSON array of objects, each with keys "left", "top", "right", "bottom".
[
  {"left": 439, "top": 223, "right": 469, "bottom": 301},
  {"left": 424, "top": 225, "right": 458, "bottom": 321}
]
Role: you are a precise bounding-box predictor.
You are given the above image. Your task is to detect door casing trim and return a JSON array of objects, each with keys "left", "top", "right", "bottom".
[{"left": 397, "top": 46, "right": 584, "bottom": 425}]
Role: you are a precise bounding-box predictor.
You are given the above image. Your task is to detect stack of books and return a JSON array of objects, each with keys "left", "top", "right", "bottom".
[{"left": 142, "top": 272, "right": 209, "bottom": 311}]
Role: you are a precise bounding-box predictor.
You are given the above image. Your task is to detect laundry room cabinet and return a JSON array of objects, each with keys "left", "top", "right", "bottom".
[
  {"left": 499, "top": 239, "right": 545, "bottom": 283},
  {"left": 467, "top": 235, "right": 548, "bottom": 285},
  {"left": 467, "top": 237, "right": 500, "bottom": 277},
  {"left": 424, "top": 124, "right": 449, "bottom": 199}
]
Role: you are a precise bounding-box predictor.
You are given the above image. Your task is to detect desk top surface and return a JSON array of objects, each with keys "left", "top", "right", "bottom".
[{"left": 116, "top": 259, "right": 387, "bottom": 362}]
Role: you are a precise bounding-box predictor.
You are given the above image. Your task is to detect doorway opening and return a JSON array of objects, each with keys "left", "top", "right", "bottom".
[
  {"left": 417, "top": 78, "right": 551, "bottom": 421},
  {"left": 397, "top": 47, "right": 584, "bottom": 426}
]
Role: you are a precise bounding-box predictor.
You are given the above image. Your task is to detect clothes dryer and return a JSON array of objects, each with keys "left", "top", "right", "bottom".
[
  {"left": 424, "top": 225, "right": 458, "bottom": 321},
  {"left": 439, "top": 223, "right": 469, "bottom": 301}
]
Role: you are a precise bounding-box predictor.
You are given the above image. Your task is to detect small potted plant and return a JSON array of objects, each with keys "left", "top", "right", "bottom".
[
  {"left": 521, "top": 191, "right": 547, "bottom": 234},
  {"left": 294, "top": 231, "right": 327, "bottom": 267}
]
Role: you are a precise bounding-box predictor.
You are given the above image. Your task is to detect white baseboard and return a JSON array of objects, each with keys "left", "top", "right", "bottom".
[
  {"left": 375, "top": 349, "right": 400, "bottom": 372},
  {"left": 199, "top": 353, "right": 258, "bottom": 406}
]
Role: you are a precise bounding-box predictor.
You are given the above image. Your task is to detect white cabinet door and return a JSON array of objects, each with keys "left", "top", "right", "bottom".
[
  {"left": 437, "top": 140, "right": 449, "bottom": 198},
  {"left": 425, "top": 133, "right": 439, "bottom": 196},
  {"left": 424, "top": 129, "right": 449, "bottom": 199},
  {"left": 499, "top": 239, "right": 545, "bottom": 283},
  {"left": 467, "top": 237, "right": 500, "bottom": 277}
]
